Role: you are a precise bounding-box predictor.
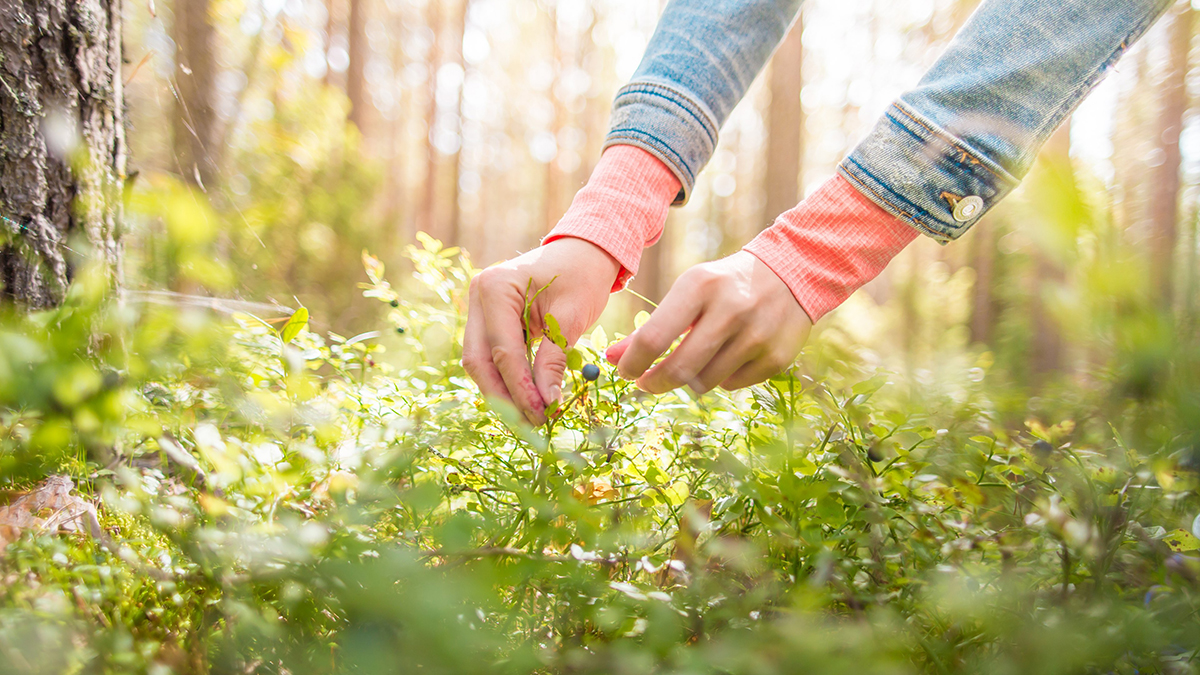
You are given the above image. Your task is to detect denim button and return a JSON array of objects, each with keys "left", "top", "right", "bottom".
[{"left": 952, "top": 195, "right": 984, "bottom": 222}]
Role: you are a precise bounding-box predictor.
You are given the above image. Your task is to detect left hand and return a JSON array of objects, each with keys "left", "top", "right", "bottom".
[{"left": 606, "top": 251, "right": 812, "bottom": 395}]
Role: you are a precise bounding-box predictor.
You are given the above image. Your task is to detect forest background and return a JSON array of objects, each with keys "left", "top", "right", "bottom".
[{"left": 121, "top": 0, "right": 1200, "bottom": 400}]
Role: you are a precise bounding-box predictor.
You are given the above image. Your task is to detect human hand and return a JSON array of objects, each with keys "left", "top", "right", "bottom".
[
  {"left": 463, "top": 237, "right": 620, "bottom": 425},
  {"left": 606, "top": 251, "right": 812, "bottom": 394}
]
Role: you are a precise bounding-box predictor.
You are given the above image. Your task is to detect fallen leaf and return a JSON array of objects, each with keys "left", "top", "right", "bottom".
[{"left": 0, "top": 476, "right": 100, "bottom": 553}]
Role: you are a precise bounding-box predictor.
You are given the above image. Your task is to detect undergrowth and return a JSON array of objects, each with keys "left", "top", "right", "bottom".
[{"left": 0, "top": 236, "right": 1196, "bottom": 674}]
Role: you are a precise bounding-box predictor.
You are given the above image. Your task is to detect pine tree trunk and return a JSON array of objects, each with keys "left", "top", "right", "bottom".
[
  {"left": 1148, "top": 0, "right": 1192, "bottom": 308},
  {"left": 967, "top": 218, "right": 999, "bottom": 346},
  {"left": 416, "top": 0, "right": 442, "bottom": 240},
  {"left": 0, "top": 0, "right": 125, "bottom": 308},
  {"left": 383, "top": 2, "right": 408, "bottom": 254},
  {"left": 1028, "top": 122, "right": 1072, "bottom": 386},
  {"left": 447, "top": 0, "right": 470, "bottom": 246},
  {"left": 346, "top": 0, "right": 368, "bottom": 132},
  {"left": 172, "top": 0, "right": 218, "bottom": 188},
  {"left": 763, "top": 14, "right": 803, "bottom": 227}
]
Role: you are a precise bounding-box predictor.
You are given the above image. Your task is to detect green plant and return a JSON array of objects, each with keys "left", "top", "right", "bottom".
[{"left": 0, "top": 237, "right": 1195, "bottom": 674}]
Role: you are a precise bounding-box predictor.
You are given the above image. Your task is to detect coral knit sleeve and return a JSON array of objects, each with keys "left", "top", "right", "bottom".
[
  {"left": 542, "top": 145, "right": 681, "bottom": 292},
  {"left": 544, "top": 146, "right": 917, "bottom": 320},
  {"left": 744, "top": 175, "right": 918, "bottom": 322}
]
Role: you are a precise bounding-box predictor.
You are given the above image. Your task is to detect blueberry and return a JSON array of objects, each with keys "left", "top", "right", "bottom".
[
  {"left": 395, "top": 327, "right": 406, "bottom": 335},
  {"left": 581, "top": 364, "right": 600, "bottom": 382},
  {"left": 390, "top": 299, "right": 400, "bottom": 308}
]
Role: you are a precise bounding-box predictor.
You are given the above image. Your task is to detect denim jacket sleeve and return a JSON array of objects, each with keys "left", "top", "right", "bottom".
[
  {"left": 839, "top": 0, "right": 1172, "bottom": 242},
  {"left": 608, "top": 0, "right": 1172, "bottom": 240},
  {"left": 605, "top": 0, "right": 802, "bottom": 205}
]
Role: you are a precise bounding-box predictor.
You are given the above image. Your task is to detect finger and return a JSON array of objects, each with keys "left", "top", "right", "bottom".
[
  {"left": 462, "top": 284, "right": 513, "bottom": 404},
  {"left": 479, "top": 274, "right": 546, "bottom": 424},
  {"left": 605, "top": 337, "right": 629, "bottom": 365},
  {"left": 637, "top": 315, "right": 734, "bottom": 394},
  {"left": 692, "top": 335, "right": 764, "bottom": 395},
  {"left": 532, "top": 333, "right": 569, "bottom": 408},
  {"left": 721, "top": 355, "right": 790, "bottom": 392},
  {"left": 616, "top": 283, "right": 705, "bottom": 381}
]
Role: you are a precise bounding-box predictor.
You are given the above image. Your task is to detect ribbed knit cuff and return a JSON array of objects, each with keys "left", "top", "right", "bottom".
[
  {"left": 542, "top": 145, "right": 681, "bottom": 292},
  {"left": 744, "top": 175, "right": 918, "bottom": 322}
]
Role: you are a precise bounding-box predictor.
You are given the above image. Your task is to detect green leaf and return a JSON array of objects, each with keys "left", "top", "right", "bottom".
[
  {"left": 634, "top": 310, "right": 651, "bottom": 330},
  {"left": 279, "top": 307, "right": 309, "bottom": 344},
  {"left": 1163, "top": 529, "right": 1200, "bottom": 552},
  {"left": 544, "top": 313, "right": 568, "bottom": 350},
  {"left": 590, "top": 325, "right": 608, "bottom": 351},
  {"left": 566, "top": 347, "right": 583, "bottom": 371},
  {"left": 851, "top": 375, "right": 888, "bottom": 399}
]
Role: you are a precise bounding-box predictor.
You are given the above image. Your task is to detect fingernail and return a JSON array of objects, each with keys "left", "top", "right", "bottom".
[{"left": 550, "top": 385, "right": 562, "bottom": 404}]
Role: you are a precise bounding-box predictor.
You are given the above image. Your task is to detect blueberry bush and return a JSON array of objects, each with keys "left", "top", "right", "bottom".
[{"left": 0, "top": 236, "right": 1196, "bottom": 675}]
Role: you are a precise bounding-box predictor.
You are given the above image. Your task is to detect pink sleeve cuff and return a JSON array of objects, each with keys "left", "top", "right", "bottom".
[
  {"left": 542, "top": 145, "right": 681, "bottom": 292},
  {"left": 744, "top": 175, "right": 918, "bottom": 322}
]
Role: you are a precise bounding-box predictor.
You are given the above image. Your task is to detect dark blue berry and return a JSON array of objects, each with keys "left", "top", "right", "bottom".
[
  {"left": 581, "top": 364, "right": 600, "bottom": 382},
  {"left": 390, "top": 299, "right": 400, "bottom": 308}
]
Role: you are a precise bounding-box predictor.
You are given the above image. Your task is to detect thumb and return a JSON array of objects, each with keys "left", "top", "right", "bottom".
[{"left": 532, "top": 334, "right": 570, "bottom": 408}]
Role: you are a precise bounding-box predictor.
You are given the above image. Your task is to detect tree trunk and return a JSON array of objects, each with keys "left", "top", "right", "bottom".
[
  {"left": 383, "top": 1, "right": 408, "bottom": 254},
  {"left": 1028, "top": 122, "right": 1072, "bottom": 386},
  {"left": 967, "top": 218, "right": 999, "bottom": 346},
  {"left": 1148, "top": 0, "right": 1192, "bottom": 308},
  {"left": 346, "top": 0, "right": 368, "bottom": 132},
  {"left": 447, "top": 0, "right": 471, "bottom": 246},
  {"left": 0, "top": 0, "right": 125, "bottom": 308},
  {"left": 416, "top": 0, "right": 442, "bottom": 239},
  {"left": 323, "top": 0, "right": 336, "bottom": 86},
  {"left": 172, "top": 0, "right": 219, "bottom": 188},
  {"left": 763, "top": 13, "right": 803, "bottom": 226}
]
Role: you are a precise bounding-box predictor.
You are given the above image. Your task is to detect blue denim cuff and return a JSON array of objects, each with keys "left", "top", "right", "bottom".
[
  {"left": 838, "top": 101, "right": 1019, "bottom": 243},
  {"left": 604, "top": 79, "right": 721, "bottom": 206}
]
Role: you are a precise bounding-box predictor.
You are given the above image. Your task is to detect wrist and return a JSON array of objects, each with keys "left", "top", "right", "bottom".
[
  {"left": 541, "top": 236, "right": 622, "bottom": 288},
  {"left": 543, "top": 145, "right": 680, "bottom": 292},
  {"left": 743, "top": 175, "right": 918, "bottom": 322}
]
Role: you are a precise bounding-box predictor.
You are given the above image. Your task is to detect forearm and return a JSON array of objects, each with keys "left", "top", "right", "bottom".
[
  {"left": 843, "top": 0, "right": 1172, "bottom": 242},
  {"left": 543, "top": 146, "right": 680, "bottom": 292},
  {"left": 606, "top": 0, "right": 802, "bottom": 205},
  {"left": 543, "top": 0, "right": 803, "bottom": 289},
  {"left": 745, "top": 176, "right": 916, "bottom": 322}
]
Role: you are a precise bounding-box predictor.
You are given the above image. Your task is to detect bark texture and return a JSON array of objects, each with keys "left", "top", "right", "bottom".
[{"left": 0, "top": 0, "right": 124, "bottom": 308}]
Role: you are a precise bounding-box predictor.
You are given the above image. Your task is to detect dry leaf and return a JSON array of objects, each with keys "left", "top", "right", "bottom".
[
  {"left": 0, "top": 475, "right": 100, "bottom": 553},
  {"left": 573, "top": 477, "right": 618, "bottom": 505}
]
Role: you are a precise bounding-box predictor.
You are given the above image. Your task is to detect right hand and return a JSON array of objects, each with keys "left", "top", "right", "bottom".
[{"left": 462, "top": 237, "right": 620, "bottom": 425}]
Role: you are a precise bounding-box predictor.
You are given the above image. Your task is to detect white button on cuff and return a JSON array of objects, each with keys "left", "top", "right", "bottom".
[{"left": 952, "top": 195, "right": 984, "bottom": 223}]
